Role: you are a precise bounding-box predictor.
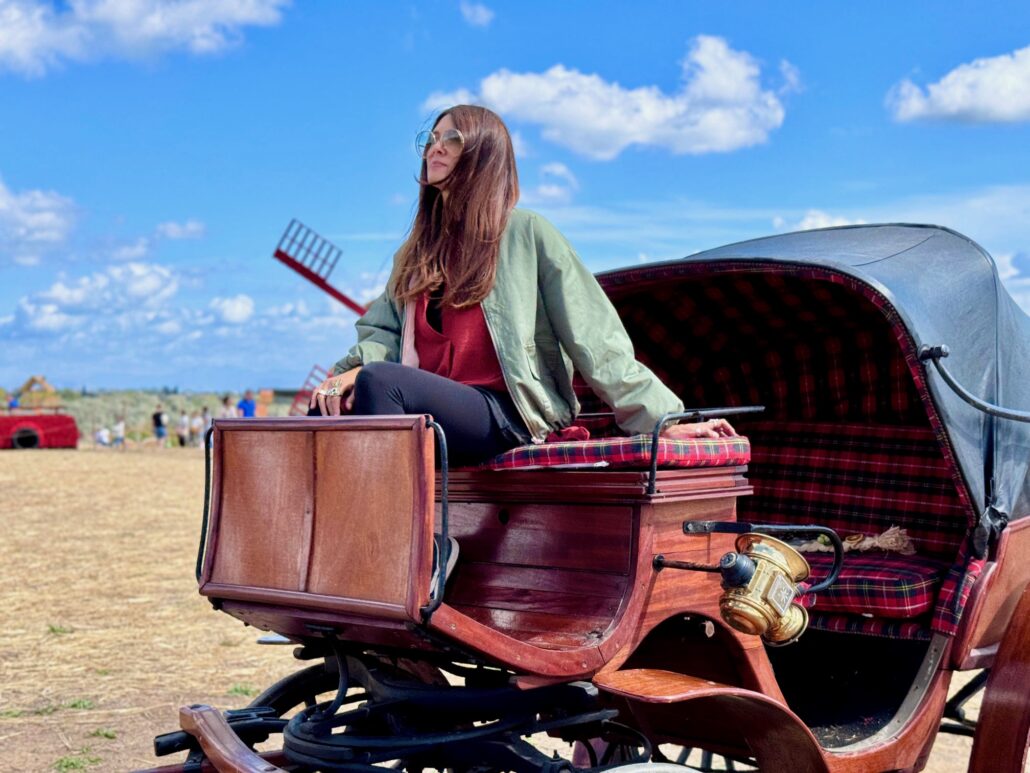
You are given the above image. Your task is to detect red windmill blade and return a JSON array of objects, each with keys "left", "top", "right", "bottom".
[
  {"left": 287, "top": 364, "right": 330, "bottom": 416},
  {"left": 273, "top": 221, "right": 369, "bottom": 415},
  {"left": 273, "top": 219, "right": 368, "bottom": 317}
]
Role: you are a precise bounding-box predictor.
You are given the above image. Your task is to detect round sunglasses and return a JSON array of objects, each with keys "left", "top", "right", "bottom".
[{"left": 416, "top": 128, "right": 465, "bottom": 158}]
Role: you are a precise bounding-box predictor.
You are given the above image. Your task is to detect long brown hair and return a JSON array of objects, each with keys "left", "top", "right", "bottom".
[{"left": 392, "top": 105, "right": 519, "bottom": 308}]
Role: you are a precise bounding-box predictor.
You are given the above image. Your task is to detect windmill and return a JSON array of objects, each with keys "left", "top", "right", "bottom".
[{"left": 273, "top": 220, "right": 370, "bottom": 415}]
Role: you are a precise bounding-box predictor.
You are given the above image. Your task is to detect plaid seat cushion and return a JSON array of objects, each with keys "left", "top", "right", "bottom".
[
  {"left": 807, "top": 612, "right": 931, "bottom": 641},
  {"left": 800, "top": 552, "right": 949, "bottom": 619},
  {"left": 484, "top": 434, "right": 751, "bottom": 471}
]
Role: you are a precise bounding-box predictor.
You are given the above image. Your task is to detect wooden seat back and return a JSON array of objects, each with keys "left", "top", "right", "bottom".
[{"left": 198, "top": 416, "right": 436, "bottom": 625}]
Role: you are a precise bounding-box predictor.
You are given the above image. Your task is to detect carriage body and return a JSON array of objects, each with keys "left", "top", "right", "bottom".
[{"left": 147, "top": 225, "right": 1030, "bottom": 772}]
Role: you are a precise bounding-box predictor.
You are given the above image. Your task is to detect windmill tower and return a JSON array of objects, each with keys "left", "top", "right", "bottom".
[{"left": 273, "top": 220, "right": 370, "bottom": 415}]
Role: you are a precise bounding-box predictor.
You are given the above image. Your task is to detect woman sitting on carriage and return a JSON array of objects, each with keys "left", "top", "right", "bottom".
[{"left": 308, "top": 104, "right": 736, "bottom": 462}]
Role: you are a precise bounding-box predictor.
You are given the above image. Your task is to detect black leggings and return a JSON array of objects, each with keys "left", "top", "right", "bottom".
[{"left": 325, "top": 362, "right": 528, "bottom": 466}]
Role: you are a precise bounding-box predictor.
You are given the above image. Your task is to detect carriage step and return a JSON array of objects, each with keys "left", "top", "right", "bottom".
[{"left": 593, "top": 668, "right": 739, "bottom": 703}]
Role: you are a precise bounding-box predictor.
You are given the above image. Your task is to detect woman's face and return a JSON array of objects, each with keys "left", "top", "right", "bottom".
[{"left": 425, "top": 113, "right": 462, "bottom": 188}]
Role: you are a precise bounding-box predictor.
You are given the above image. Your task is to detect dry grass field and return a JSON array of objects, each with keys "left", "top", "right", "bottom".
[{"left": 0, "top": 449, "right": 981, "bottom": 771}]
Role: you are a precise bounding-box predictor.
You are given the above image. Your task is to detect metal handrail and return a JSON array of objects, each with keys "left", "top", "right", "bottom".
[
  {"left": 647, "top": 406, "right": 766, "bottom": 494},
  {"left": 920, "top": 345, "right": 1030, "bottom": 422},
  {"left": 421, "top": 418, "right": 449, "bottom": 622},
  {"left": 195, "top": 425, "right": 216, "bottom": 582}
]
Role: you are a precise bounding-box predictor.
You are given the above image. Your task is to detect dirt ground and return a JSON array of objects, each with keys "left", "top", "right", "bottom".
[{"left": 0, "top": 449, "right": 982, "bottom": 771}]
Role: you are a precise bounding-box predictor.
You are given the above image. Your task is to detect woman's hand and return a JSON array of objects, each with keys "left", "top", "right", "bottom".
[
  {"left": 661, "top": 418, "right": 737, "bottom": 440},
  {"left": 309, "top": 367, "right": 362, "bottom": 416}
]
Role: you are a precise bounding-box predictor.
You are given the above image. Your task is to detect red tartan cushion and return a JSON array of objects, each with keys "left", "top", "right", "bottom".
[
  {"left": 800, "top": 553, "right": 948, "bottom": 619},
  {"left": 484, "top": 434, "right": 751, "bottom": 470},
  {"left": 807, "top": 612, "right": 930, "bottom": 641}
]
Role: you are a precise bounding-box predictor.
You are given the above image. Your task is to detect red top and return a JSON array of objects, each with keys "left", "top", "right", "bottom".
[{"left": 414, "top": 293, "right": 507, "bottom": 393}]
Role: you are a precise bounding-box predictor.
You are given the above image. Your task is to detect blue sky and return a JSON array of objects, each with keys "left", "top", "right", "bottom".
[{"left": 2, "top": 1, "right": 1030, "bottom": 391}]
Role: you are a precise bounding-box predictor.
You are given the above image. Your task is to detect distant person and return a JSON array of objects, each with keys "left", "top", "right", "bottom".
[
  {"left": 176, "top": 410, "right": 190, "bottom": 447},
  {"left": 219, "top": 395, "right": 237, "bottom": 419},
  {"left": 237, "top": 389, "right": 257, "bottom": 418},
  {"left": 201, "top": 406, "right": 213, "bottom": 435},
  {"left": 152, "top": 403, "right": 169, "bottom": 448},
  {"left": 7, "top": 395, "right": 18, "bottom": 410},
  {"left": 95, "top": 426, "right": 111, "bottom": 447},
  {"left": 112, "top": 417, "right": 126, "bottom": 449},
  {"left": 189, "top": 411, "right": 204, "bottom": 446}
]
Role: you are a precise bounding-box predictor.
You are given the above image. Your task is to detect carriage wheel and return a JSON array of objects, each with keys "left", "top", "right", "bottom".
[
  {"left": 967, "top": 583, "right": 1030, "bottom": 772},
  {"left": 247, "top": 660, "right": 340, "bottom": 715}
]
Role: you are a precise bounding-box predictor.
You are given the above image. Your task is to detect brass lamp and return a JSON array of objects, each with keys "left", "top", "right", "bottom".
[{"left": 717, "top": 533, "right": 811, "bottom": 646}]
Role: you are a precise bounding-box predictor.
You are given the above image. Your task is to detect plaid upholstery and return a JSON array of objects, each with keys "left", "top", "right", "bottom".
[
  {"left": 738, "top": 420, "right": 970, "bottom": 635},
  {"left": 741, "top": 421, "right": 967, "bottom": 559},
  {"left": 605, "top": 265, "right": 974, "bottom": 515},
  {"left": 597, "top": 265, "right": 979, "bottom": 637},
  {"left": 800, "top": 553, "right": 948, "bottom": 618},
  {"left": 484, "top": 434, "right": 750, "bottom": 471},
  {"left": 932, "top": 544, "right": 986, "bottom": 634},
  {"left": 807, "top": 613, "right": 931, "bottom": 641}
]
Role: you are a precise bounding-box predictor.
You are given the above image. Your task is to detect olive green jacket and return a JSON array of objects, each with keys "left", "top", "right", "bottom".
[{"left": 331, "top": 209, "right": 684, "bottom": 442}]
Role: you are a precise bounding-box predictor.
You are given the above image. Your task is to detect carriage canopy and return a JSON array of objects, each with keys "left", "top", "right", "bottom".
[{"left": 599, "top": 224, "right": 1030, "bottom": 529}]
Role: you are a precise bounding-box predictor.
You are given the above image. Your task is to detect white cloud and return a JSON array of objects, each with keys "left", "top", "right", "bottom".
[
  {"left": 210, "top": 293, "right": 255, "bottom": 323},
  {"left": 111, "top": 236, "right": 150, "bottom": 260},
  {"left": 888, "top": 44, "right": 1030, "bottom": 123},
  {"left": 0, "top": 177, "right": 75, "bottom": 258},
  {"left": 36, "top": 262, "right": 178, "bottom": 311},
  {"left": 0, "top": 0, "right": 290, "bottom": 76},
  {"left": 423, "top": 87, "right": 476, "bottom": 114},
  {"left": 459, "top": 1, "right": 493, "bottom": 27},
  {"left": 995, "top": 252, "right": 1018, "bottom": 281},
  {"left": 18, "top": 299, "right": 81, "bottom": 332},
  {"left": 779, "top": 60, "right": 802, "bottom": 94},
  {"left": 509, "top": 130, "right": 529, "bottom": 158},
  {"left": 156, "top": 218, "right": 205, "bottom": 239},
  {"left": 425, "top": 36, "right": 792, "bottom": 159},
  {"left": 521, "top": 162, "right": 580, "bottom": 205},
  {"left": 118, "top": 262, "right": 178, "bottom": 303},
  {"left": 773, "top": 210, "right": 867, "bottom": 232},
  {"left": 12, "top": 263, "right": 180, "bottom": 336}
]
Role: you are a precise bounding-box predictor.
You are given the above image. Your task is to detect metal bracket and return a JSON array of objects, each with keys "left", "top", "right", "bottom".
[{"left": 647, "top": 405, "right": 765, "bottom": 494}]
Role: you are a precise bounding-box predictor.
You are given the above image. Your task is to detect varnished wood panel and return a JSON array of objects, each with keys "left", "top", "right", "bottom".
[
  {"left": 968, "top": 583, "right": 1030, "bottom": 773},
  {"left": 446, "top": 502, "right": 633, "bottom": 573},
  {"left": 428, "top": 603, "right": 605, "bottom": 677},
  {"left": 952, "top": 517, "right": 1030, "bottom": 669},
  {"left": 209, "top": 430, "right": 313, "bottom": 589},
  {"left": 447, "top": 565, "right": 625, "bottom": 618},
  {"left": 453, "top": 604, "right": 615, "bottom": 648},
  {"left": 203, "top": 417, "right": 436, "bottom": 624},
  {"left": 179, "top": 705, "right": 289, "bottom": 773},
  {"left": 595, "top": 669, "right": 830, "bottom": 772},
  {"left": 450, "top": 562, "right": 628, "bottom": 598},
  {"left": 309, "top": 430, "right": 421, "bottom": 608}
]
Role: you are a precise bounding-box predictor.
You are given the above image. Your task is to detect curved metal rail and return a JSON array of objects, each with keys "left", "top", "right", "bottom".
[{"left": 920, "top": 344, "right": 1030, "bottom": 422}]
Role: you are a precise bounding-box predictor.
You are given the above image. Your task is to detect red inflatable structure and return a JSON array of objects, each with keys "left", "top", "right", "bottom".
[{"left": 0, "top": 413, "right": 79, "bottom": 449}]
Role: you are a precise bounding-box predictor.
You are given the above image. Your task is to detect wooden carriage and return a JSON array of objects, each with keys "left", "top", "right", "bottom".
[{"left": 144, "top": 225, "right": 1030, "bottom": 772}]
